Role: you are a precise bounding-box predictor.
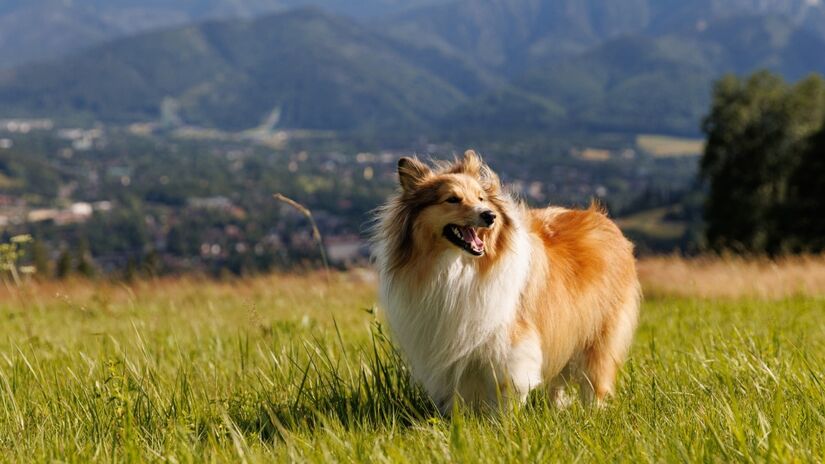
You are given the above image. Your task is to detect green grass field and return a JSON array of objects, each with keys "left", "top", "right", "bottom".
[{"left": 1, "top": 271, "right": 824, "bottom": 462}]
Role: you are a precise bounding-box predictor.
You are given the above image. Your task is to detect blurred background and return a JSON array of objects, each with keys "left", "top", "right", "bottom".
[{"left": 1, "top": 0, "right": 824, "bottom": 279}]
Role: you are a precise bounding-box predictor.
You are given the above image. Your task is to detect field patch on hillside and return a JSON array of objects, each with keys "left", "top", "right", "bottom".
[{"left": 637, "top": 134, "right": 704, "bottom": 158}]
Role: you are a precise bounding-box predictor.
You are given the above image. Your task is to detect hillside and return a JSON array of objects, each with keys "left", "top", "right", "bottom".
[
  {"left": 2, "top": 2, "right": 825, "bottom": 135},
  {"left": 383, "top": 0, "right": 652, "bottom": 72},
  {"left": 0, "top": 0, "right": 434, "bottom": 68},
  {"left": 448, "top": 14, "right": 825, "bottom": 137},
  {"left": 5, "top": 0, "right": 824, "bottom": 71},
  {"left": 0, "top": 8, "right": 471, "bottom": 132},
  {"left": 384, "top": 0, "right": 825, "bottom": 74}
]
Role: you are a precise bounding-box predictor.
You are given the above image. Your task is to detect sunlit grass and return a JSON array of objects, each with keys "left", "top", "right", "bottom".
[
  {"left": 639, "top": 254, "right": 825, "bottom": 299},
  {"left": 1, "top": 268, "right": 824, "bottom": 461}
]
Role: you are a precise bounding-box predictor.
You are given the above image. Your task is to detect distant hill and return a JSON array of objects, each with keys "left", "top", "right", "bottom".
[
  {"left": 0, "top": 0, "right": 434, "bottom": 69},
  {"left": 447, "top": 14, "right": 825, "bottom": 137},
  {"left": 383, "top": 0, "right": 825, "bottom": 74},
  {"left": 6, "top": 0, "right": 824, "bottom": 71},
  {"left": 0, "top": 8, "right": 475, "bottom": 132},
  {"left": 384, "top": 0, "right": 652, "bottom": 72},
  {"left": 2, "top": 1, "right": 825, "bottom": 136}
]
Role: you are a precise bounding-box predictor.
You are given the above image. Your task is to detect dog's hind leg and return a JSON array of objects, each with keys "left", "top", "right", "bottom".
[
  {"left": 546, "top": 364, "right": 575, "bottom": 408},
  {"left": 579, "top": 296, "right": 639, "bottom": 406}
]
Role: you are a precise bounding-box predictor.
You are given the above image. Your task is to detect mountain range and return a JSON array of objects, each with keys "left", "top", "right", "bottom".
[
  {"left": 0, "top": 0, "right": 434, "bottom": 69},
  {"left": 450, "top": 13, "right": 825, "bottom": 136},
  {"left": 1, "top": 0, "right": 825, "bottom": 137}
]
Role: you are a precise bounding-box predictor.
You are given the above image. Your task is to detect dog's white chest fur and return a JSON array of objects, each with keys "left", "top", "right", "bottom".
[{"left": 375, "top": 221, "right": 532, "bottom": 408}]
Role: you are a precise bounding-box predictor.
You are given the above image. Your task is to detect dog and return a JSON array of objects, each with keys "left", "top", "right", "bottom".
[{"left": 371, "top": 150, "right": 640, "bottom": 413}]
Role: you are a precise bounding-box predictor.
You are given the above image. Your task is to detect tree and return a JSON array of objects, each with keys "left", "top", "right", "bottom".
[
  {"left": 56, "top": 250, "right": 72, "bottom": 279},
  {"left": 786, "top": 120, "right": 825, "bottom": 251},
  {"left": 75, "top": 241, "right": 96, "bottom": 278},
  {"left": 701, "top": 71, "right": 825, "bottom": 254},
  {"left": 31, "top": 238, "right": 50, "bottom": 278},
  {"left": 123, "top": 257, "right": 138, "bottom": 282},
  {"left": 142, "top": 249, "right": 161, "bottom": 277}
]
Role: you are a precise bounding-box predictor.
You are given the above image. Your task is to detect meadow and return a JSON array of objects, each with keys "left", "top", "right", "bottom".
[{"left": 1, "top": 258, "right": 825, "bottom": 462}]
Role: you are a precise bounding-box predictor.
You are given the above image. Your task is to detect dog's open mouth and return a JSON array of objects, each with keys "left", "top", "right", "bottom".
[{"left": 443, "top": 224, "right": 485, "bottom": 256}]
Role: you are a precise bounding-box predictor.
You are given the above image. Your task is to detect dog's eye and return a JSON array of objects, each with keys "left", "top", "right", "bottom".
[
  {"left": 479, "top": 196, "right": 484, "bottom": 201},
  {"left": 446, "top": 196, "right": 462, "bottom": 204}
]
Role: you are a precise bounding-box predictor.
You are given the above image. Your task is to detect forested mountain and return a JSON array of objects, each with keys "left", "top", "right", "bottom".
[
  {"left": 449, "top": 14, "right": 825, "bottom": 137},
  {"left": 0, "top": 0, "right": 433, "bottom": 68},
  {"left": 384, "top": 0, "right": 825, "bottom": 73},
  {"left": 0, "top": 8, "right": 475, "bottom": 132},
  {"left": 2, "top": 0, "right": 825, "bottom": 136}
]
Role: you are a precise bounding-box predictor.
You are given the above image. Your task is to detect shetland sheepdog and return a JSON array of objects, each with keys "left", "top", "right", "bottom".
[{"left": 372, "top": 150, "right": 640, "bottom": 413}]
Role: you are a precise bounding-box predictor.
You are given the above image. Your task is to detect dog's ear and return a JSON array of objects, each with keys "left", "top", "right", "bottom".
[
  {"left": 461, "top": 150, "right": 483, "bottom": 177},
  {"left": 461, "top": 150, "right": 500, "bottom": 192},
  {"left": 461, "top": 150, "right": 501, "bottom": 193},
  {"left": 481, "top": 164, "right": 502, "bottom": 194},
  {"left": 397, "top": 157, "right": 431, "bottom": 192}
]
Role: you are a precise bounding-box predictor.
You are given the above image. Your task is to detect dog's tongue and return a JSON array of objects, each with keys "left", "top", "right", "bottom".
[{"left": 460, "top": 227, "right": 484, "bottom": 252}]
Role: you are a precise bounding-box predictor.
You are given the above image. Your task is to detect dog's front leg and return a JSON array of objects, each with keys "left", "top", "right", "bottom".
[{"left": 502, "top": 332, "right": 544, "bottom": 405}]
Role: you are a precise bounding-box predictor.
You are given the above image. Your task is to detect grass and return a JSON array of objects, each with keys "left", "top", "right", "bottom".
[
  {"left": 1, "top": 262, "right": 825, "bottom": 462},
  {"left": 640, "top": 254, "right": 825, "bottom": 299}
]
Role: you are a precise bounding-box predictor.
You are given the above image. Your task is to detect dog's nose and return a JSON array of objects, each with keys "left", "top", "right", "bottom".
[{"left": 480, "top": 210, "right": 496, "bottom": 226}]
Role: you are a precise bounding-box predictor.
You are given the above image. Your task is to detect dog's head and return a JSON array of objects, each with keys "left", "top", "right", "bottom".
[{"left": 379, "top": 150, "right": 513, "bottom": 269}]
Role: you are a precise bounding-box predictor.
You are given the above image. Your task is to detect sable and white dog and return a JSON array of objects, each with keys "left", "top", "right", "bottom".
[{"left": 372, "top": 150, "right": 640, "bottom": 413}]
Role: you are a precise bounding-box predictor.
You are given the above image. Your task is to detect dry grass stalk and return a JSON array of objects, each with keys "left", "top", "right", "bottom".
[{"left": 273, "top": 193, "right": 330, "bottom": 285}]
